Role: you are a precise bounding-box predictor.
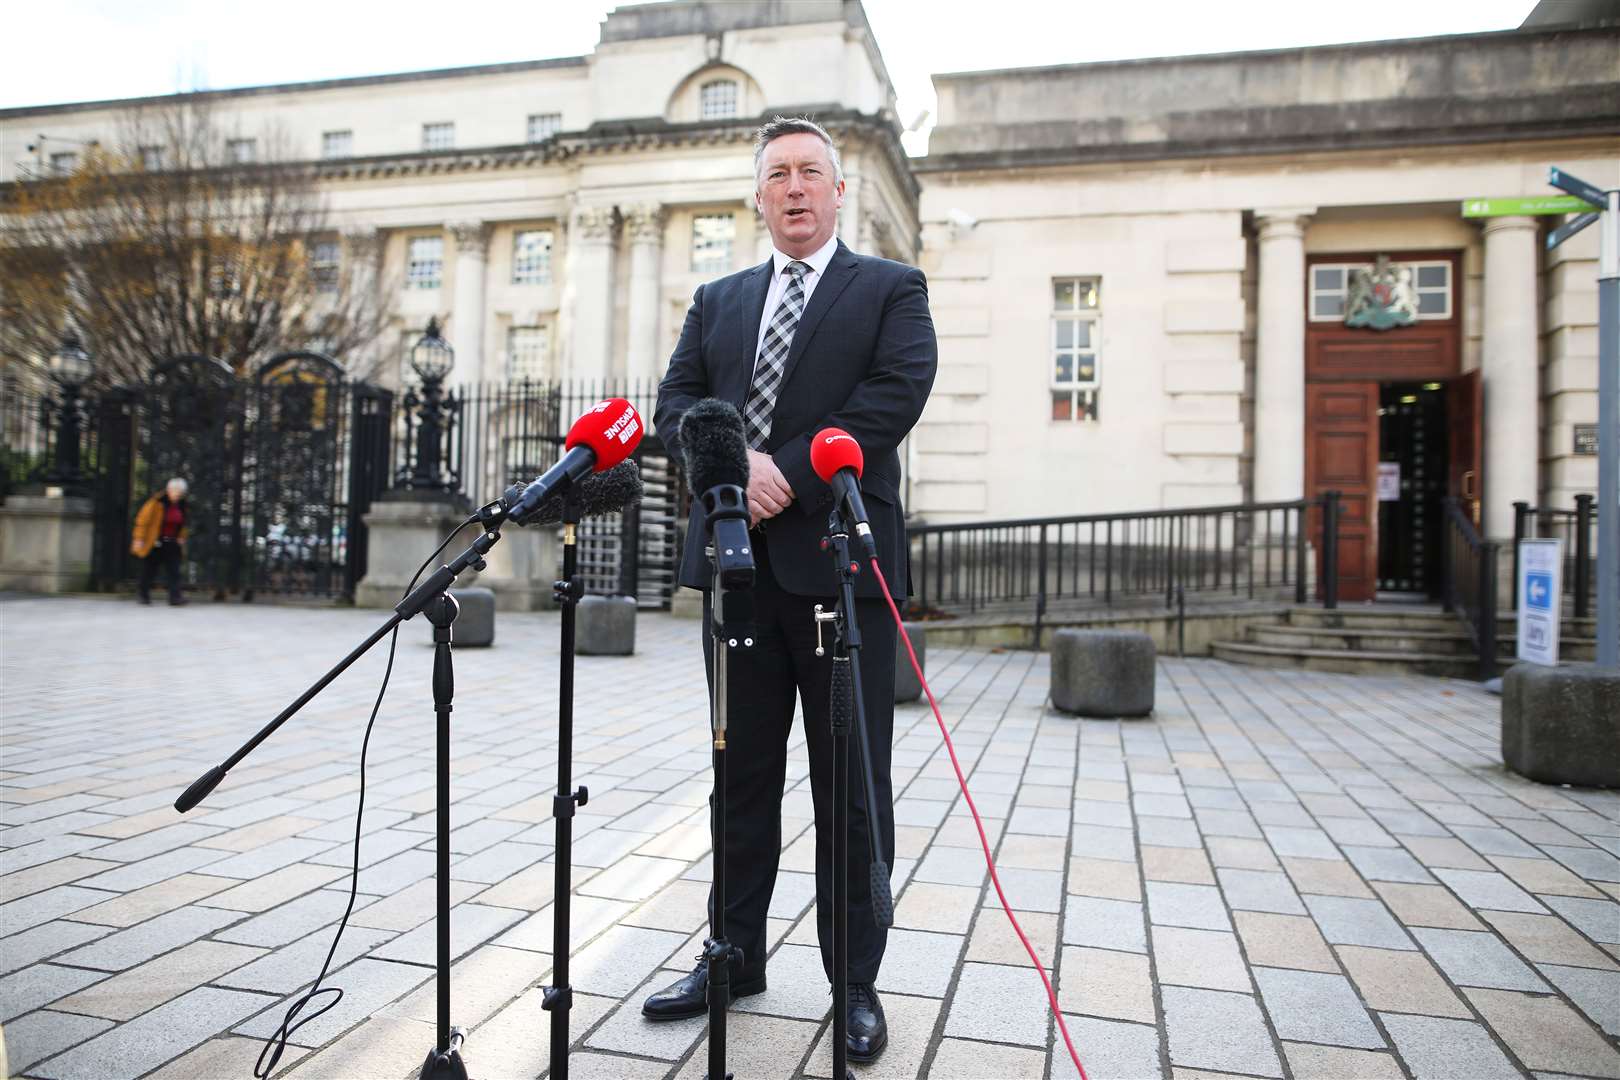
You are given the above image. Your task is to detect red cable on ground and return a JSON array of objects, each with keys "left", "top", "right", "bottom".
[{"left": 871, "top": 558, "right": 1089, "bottom": 1080}]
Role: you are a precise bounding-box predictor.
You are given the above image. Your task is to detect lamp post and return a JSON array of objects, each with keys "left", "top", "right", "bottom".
[
  {"left": 44, "top": 328, "right": 94, "bottom": 491},
  {"left": 406, "top": 317, "right": 456, "bottom": 492}
]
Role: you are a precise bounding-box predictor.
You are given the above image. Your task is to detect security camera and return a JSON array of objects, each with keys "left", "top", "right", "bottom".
[{"left": 946, "top": 208, "right": 978, "bottom": 230}]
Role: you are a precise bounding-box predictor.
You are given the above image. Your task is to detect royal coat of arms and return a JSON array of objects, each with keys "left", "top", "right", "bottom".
[{"left": 1345, "top": 255, "right": 1419, "bottom": 330}]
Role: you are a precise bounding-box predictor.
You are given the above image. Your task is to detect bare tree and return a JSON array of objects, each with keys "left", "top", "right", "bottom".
[{"left": 0, "top": 96, "right": 392, "bottom": 387}]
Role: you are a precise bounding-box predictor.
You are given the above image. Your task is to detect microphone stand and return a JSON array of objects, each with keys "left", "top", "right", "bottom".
[
  {"left": 542, "top": 487, "right": 587, "bottom": 1080},
  {"left": 700, "top": 485, "right": 755, "bottom": 1080},
  {"left": 816, "top": 506, "right": 895, "bottom": 1080},
  {"left": 172, "top": 505, "right": 514, "bottom": 1080}
]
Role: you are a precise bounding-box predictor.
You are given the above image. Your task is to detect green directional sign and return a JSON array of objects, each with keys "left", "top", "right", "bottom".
[{"left": 1461, "top": 195, "right": 1598, "bottom": 217}]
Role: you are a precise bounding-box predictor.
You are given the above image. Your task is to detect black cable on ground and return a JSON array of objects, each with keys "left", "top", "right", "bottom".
[{"left": 254, "top": 517, "right": 478, "bottom": 1078}]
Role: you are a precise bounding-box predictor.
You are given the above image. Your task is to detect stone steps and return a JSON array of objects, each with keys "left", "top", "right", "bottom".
[
  {"left": 1251, "top": 623, "right": 1596, "bottom": 661},
  {"left": 1210, "top": 639, "right": 1481, "bottom": 678},
  {"left": 1212, "top": 605, "right": 1596, "bottom": 678}
]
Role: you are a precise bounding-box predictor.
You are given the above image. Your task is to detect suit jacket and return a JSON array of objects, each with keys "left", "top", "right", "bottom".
[{"left": 656, "top": 240, "right": 938, "bottom": 598}]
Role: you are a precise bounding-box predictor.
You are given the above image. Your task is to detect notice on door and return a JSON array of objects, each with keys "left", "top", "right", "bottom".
[
  {"left": 1377, "top": 462, "right": 1401, "bottom": 501},
  {"left": 1516, "top": 538, "right": 1563, "bottom": 667}
]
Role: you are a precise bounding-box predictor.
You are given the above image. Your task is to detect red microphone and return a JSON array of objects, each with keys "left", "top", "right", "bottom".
[
  {"left": 811, "top": 427, "right": 877, "bottom": 559},
  {"left": 508, "top": 398, "right": 644, "bottom": 524}
]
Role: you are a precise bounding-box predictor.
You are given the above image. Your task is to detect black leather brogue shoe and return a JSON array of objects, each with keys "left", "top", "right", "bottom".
[
  {"left": 641, "top": 956, "right": 766, "bottom": 1021},
  {"left": 846, "top": 982, "right": 888, "bottom": 1061}
]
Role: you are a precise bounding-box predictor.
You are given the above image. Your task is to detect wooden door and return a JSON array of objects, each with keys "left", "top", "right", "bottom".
[
  {"left": 1446, "top": 370, "right": 1483, "bottom": 529},
  {"left": 1306, "top": 382, "right": 1379, "bottom": 602}
]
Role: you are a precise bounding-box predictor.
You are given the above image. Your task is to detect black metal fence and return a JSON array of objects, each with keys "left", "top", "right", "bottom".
[
  {"left": 907, "top": 498, "right": 1323, "bottom": 639},
  {"left": 1441, "top": 497, "right": 1498, "bottom": 680},
  {"left": 1, "top": 380, "right": 115, "bottom": 503},
  {"left": 3, "top": 367, "right": 681, "bottom": 608},
  {"left": 1512, "top": 497, "right": 1596, "bottom": 618},
  {"left": 422, "top": 378, "right": 660, "bottom": 509},
  {"left": 397, "top": 377, "right": 679, "bottom": 607}
]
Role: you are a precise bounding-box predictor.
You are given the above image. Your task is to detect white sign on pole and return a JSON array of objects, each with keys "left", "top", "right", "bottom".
[
  {"left": 1377, "top": 462, "right": 1401, "bottom": 501},
  {"left": 1516, "top": 538, "right": 1563, "bottom": 667}
]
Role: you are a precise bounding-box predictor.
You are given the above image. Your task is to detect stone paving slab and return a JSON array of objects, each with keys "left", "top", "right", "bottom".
[{"left": 4, "top": 593, "right": 1620, "bottom": 1078}]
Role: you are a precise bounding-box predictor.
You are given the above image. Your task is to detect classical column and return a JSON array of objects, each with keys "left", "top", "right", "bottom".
[
  {"left": 623, "top": 203, "right": 666, "bottom": 385},
  {"left": 449, "top": 221, "right": 491, "bottom": 385},
  {"left": 565, "top": 205, "right": 619, "bottom": 382},
  {"left": 1253, "top": 211, "right": 1313, "bottom": 504},
  {"left": 1482, "top": 215, "right": 1541, "bottom": 539}
]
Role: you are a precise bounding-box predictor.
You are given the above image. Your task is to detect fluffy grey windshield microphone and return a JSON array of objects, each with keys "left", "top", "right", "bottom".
[
  {"left": 679, "top": 398, "right": 750, "bottom": 494},
  {"left": 504, "top": 459, "right": 644, "bottom": 526}
]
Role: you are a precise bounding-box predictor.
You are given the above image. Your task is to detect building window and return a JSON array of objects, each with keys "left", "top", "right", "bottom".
[
  {"left": 226, "top": 138, "right": 257, "bottom": 164},
  {"left": 49, "top": 151, "right": 78, "bottom": 174},
  {"left": 321, "top": 130, "right": 353, "bottom": 159},
  {"left": 1310, "top": 260, "right": 1452, "bottom": 321},
  {"left": 310, "top": 240, "right": 340, "bottom": 293},
  {"left": 422, "top": 122, "right": 455, "bottom": 152},
  {"left": 691, "top": 213, "right": 735, "bottom": 274},
  {"left": 406, "top": 235, "right": 443, "bottom": 290},
  {"left": 699, "top": 80, "right": 738, "bottom": 120},
  {"left": 506, "top": 326, "right": 550, "bottom": 382},
  {"left": 511, "top": 229, "right": 554, "bottom": 285},
  {"left": 1051, "top": 277, "right": 1101, "bottom": 422},
  {"left": 526, "top": 113, "right": 562, "bottom": 143},
  {"left": 139, "top": 145, "right": 164, "bottom": 171}
]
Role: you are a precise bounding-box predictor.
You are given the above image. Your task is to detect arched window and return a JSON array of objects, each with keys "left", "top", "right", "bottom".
[{"left": 699, "top": 79, "right": 738, "bottom": 120}]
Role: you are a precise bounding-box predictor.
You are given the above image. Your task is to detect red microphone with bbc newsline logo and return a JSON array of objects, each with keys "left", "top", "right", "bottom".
[
  {"left": 810, "top": 427, "right": 877, "bottom": 560},
  {"left": 506, "top": 398, "right": 643, "bottom": 524}
]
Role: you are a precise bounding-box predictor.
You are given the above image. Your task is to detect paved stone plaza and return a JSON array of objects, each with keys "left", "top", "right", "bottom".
[{"left": 2, "top": 593, "right": 1618, "bottom": 1079}]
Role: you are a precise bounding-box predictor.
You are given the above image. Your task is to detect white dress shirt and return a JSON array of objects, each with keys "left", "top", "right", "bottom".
[{"left": 753, "top": 233, "right": 840, "bottom": 365}]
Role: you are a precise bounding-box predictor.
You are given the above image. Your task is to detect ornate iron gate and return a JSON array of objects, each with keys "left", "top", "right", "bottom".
[
  {"left": 247, "top": 352, "right": 351, "bottom": 599},
  {"left": 346, "top": 384, "right": 394, "bottom": 599},
  {"left": 89, "top": 353, "right": 386, "bottom": 602},
  {"left": 137, "top": 355, "right": 246, "bottom": 597}
]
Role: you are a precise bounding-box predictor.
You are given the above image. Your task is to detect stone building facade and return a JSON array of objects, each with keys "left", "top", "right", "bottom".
[
  {"left": 914, "top": 19, "right": 1617, "bottom": 599},
  {"left": 3, "top": 0, "right": 1616, "bottom": 602},
  {"left": 2, "top": 0, "right": 918, "bottom": 391}
]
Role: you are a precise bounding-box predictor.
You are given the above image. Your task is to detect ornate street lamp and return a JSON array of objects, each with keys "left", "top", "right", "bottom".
[
  {"left": 44, "top": 328, "right": 95, "bottom": 490},
  {"left": 405, "top": 317, "right": 456, "bottom": 491}
]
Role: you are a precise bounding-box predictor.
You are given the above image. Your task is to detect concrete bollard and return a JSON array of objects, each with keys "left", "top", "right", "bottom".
[
  {"left": 1050, "top": 628, "right": 1155, "bottom": 717},
  {"left": 896, "top": 622, "right": 927, "bottom": 703},
  {"left": 447, "top": 587, "right": 496, "bottom": 647},
  {"left": 578, "top": 594, "right": 637, "bottom": 656},
  {"left": 1501, "top": 661, "right": 1620, "bottom": 788}
]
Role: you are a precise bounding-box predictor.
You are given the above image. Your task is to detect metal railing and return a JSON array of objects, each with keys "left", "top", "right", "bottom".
[
  {"left": 1, "top": 381, "right": 113, "bottom": 501},
  {"left": 1512, "top": 497, "right": 1596, "bottom": 619},
  {"left": 908, "top": 497, "right": 1330, "bottom": 640},
  {"left": 393, "top": 377, "right": 662, "bottom": 509},
  {"left": 1441, "top": 497, "right": 1498, "bottom": 680}
]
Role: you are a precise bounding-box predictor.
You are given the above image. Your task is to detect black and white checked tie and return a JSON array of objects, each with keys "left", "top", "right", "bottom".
[{"left": 742, "top": 260, "right": 810, "bottom": 449}]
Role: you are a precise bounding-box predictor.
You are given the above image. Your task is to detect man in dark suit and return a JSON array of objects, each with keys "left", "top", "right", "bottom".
[{"left": 648, "top": 116, "right": 937, "bottom": 1061}]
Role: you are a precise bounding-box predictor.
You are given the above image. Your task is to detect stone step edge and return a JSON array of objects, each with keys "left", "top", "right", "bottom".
[
  {"left": 1211, "top": 640, "right": 1475, "bottom": 665},
  {"left": 1256, "top": 625, "right": 1597, "bottom": 647}
]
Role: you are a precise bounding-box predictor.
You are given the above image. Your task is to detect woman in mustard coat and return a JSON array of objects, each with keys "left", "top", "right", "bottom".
[{"left": 130, "top": 477, "right": 190, "bottom": 605}]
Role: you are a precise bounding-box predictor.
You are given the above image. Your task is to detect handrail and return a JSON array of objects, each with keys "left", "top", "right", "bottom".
[
  {"left": 908, "top": 497, "right": 1334, "bottom": 644},
  {"left": 909, "top": 498, "right": 1317, "bottom": 535},
  {"left": 1441, "top": 497, "right": 1498, "bottom": 680},
  {"left": 1511, "top": 496, "right": 1596, "bottom": 619}
]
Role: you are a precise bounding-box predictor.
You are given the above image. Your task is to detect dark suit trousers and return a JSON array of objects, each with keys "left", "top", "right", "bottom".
[{"left": 700, "top": 535, "right": 897, "bottom": 984}]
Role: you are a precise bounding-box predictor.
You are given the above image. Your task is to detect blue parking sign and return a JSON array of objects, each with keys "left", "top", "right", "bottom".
[
  {"left": 1525, "top": 572, "right": 1554, "bottom": 611},
  {"left": 1516, "top": 539, "right": 1563, "bottom": 666}
]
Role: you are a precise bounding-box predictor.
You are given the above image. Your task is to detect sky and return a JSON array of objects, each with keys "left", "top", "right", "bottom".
[{"left": 3, "top": 0, "right": 1538, "bottom": 154}]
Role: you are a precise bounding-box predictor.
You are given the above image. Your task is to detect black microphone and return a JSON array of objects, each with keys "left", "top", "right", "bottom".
[
  {"left": 505, "top": 398, "right": 644, "bottom": 525},
  {"left": 679, "top": 398, "right": 754, "bottom": 592},
  {"left": 496, "top": 460, "right": 645, "bottom": 528}
]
